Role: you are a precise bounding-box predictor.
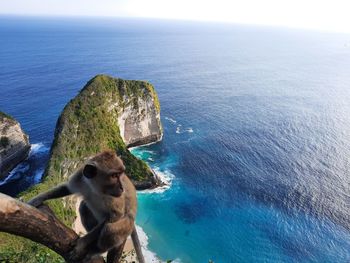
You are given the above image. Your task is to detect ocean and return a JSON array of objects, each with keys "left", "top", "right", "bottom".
[{"left": 1, "top": 16, "right": 350, "bottom": 262}]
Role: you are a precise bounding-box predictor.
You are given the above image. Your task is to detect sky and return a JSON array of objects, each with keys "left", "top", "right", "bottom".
[{"left": 1, "top": 0, "right": 350, "bottom": 33}]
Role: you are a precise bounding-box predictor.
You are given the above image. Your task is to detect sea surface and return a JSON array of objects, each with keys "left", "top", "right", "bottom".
[{"left": 1, "top": 16, "right": 350, "bottom": 262}]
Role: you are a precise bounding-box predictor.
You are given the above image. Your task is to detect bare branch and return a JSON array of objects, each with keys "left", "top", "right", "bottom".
[{"left": 0, "top": 193, "right": 106, "bottom": 263}]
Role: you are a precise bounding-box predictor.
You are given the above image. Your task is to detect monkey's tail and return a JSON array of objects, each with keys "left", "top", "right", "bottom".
[{"left": 131, "top": 226, "right": 145, "bottom": 263}]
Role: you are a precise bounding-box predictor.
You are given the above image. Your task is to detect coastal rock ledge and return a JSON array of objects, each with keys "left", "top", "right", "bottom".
[{"left": 0, "top": 112, "right": 30, "bottom": 179}]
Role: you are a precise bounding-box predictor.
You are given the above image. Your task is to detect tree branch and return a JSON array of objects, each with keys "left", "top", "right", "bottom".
[{"left": 0, "top": 193, "right": 106, "bottom": 263}]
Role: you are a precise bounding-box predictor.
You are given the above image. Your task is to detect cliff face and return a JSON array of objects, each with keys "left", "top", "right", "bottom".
[
  {"left": 0, "top": 112, "right": 30, "bottom": 179},
  {"left": 117, "top": 87, "right": 162, "bottom": 148}
]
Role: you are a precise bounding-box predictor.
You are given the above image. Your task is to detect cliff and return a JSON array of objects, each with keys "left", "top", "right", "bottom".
[
  {"left": 117, "top": 80, "right": 162, "bottom": 148},
  {"left": 0, "top": 112, "right": 30, "bottom": 179},
  {"left": 0, "top": 75, "right": 163, "bottom": 262}
]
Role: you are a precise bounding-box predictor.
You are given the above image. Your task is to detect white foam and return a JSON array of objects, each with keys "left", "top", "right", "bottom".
[
  {"left": 165, "top": 117, "right": 177, "bottom": 124},
  {"left": 143, "top": 150, "right": 156, "bottom": 154},
  {"left": 176, "top": 126, "right": 194, "bottom": 134},
  {"left": 0, "top": 143, "right": 49, "bottom": 186},
  {"left": 33, "top": 168, "right": 45, "bottom": 183},
  {"left": 29, "top": 142, "right": 50, "bottom": 157},
  {"left": 130, "top": 149, "right": 156, "bottom": 159},
  {"left": 139, "top": 168, "right": 174, "bottom": 194},
  {"left": 136, "top": 225, "right": 182, "bottom": 263},
  {"left": 0, "top": 162, "right": 29, "bottom": 186},
  {"left": 135, "top": 225, "right": 161, "bottom": 263}
]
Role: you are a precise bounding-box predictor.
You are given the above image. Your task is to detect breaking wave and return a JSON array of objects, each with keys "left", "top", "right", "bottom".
[
  {"left": 0, "top": 143, "right": 50, "bottom": 188},
  {"left": 165, "top": 117, "right": 177, "bottom": 124},
  {"left": 136, "top": 225, "right": 181, "bottom": 263},
  {"left": 139, "top": 168, "right": 174, "bottom": 194}
]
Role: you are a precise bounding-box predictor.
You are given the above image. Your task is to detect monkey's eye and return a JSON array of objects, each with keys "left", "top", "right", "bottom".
[{"left": 111, "top": 172, "right": 120, "bottom": 178}]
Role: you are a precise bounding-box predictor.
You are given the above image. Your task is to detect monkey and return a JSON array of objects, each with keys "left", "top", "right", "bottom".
[{"left": 28, "top": 150, "right": 145, "bottom": 263}]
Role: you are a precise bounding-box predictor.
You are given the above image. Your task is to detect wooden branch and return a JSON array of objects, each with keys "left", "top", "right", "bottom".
[{"left": 0, "top": 193, "right": 105, "bottom": 263}]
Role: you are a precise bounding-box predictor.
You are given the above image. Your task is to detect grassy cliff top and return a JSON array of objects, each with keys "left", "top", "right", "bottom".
[
  {"left": 82, "top": 75, "right": 160, "bottom": 113},
  {"left": 0, "top": 75, "right": 161, "bottom": 262},
  {"left": 0, "top": 111, "right": 16, "bottom": 123}
]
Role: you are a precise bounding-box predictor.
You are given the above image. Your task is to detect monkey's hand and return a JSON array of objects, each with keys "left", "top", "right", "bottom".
[
  {"left": 68, "top": 237, "right": 89, "bottom": 262},
  {"left": 27, "top": 197, "right": 44, "bottom": 207}
]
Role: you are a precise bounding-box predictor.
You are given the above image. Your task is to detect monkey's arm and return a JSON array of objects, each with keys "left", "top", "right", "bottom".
[
  {"left": 78, "top": 220, "right": 106, "bottom": 246},
  {"left": 28, "top": 183, "right": 72, "bottom": 207}
]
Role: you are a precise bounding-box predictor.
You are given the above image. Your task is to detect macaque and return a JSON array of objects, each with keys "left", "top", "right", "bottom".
[{"left": 28, "top": 150, "right": 144, "bottom": 263}]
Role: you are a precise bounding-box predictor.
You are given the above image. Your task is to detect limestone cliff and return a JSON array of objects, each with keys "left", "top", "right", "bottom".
[
  {"left": 116, "top": 79, "right": 162, "bottom": 147},
  {"left": 0, "top": 112, "right": 30, "bottom": 179}
]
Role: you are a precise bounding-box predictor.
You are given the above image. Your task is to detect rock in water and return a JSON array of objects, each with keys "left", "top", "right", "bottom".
[{"left": 0, "top": 112, "right": 30, "bottom": 179}]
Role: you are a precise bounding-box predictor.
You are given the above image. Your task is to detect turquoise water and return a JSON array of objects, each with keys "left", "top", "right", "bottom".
[
  {"left": 132, "top": 139, "right": 350, "bottom": 263},
  {"left": 1, "top": 16, "right": 350, "bottom": 262}
]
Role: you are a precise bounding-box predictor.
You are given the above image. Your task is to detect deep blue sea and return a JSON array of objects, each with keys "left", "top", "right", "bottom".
[{"left": 1, "top": 16, "right": 350, "bottom": 263}]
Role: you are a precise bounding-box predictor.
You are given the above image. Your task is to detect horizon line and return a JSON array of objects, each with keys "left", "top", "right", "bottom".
[{"left": 1, "top": 13, "right": 349, "bottom": 35}]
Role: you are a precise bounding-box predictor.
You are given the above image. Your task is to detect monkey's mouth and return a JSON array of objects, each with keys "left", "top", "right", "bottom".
[
  {"left": 114, "top": 186, "right": 124, "bottom": 197},
  {"left": 105, "top": 184, "right": 124, "bottom": 197},
  {"left": 114, "top": 184, "right": 124, "bottom": 194}
]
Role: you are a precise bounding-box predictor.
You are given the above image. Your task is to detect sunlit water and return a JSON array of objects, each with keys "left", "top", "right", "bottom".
[{"left": 1, "top": 16, "right": 350, "bottom": 262}]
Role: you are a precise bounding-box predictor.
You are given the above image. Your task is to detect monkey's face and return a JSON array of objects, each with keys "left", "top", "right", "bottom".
[{"left": 82, "top": 151, "right": 126, "bottom": 197}]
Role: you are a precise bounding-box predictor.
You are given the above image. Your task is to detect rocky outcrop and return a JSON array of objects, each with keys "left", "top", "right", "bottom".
[
  {"left": 44, "top": 74, "right": 163, "bottom": 189},
  {"left": 0, "top": 112, "right": 30, "bottom": 179}
]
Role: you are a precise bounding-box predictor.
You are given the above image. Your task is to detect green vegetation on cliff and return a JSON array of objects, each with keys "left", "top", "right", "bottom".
[
  {"left": 0, "top": 75, "right": 162, "bottom": 262},
  {"left": 0, "top": 111, "right": 15, "bottom": 121},
  {"left": 0, "top": 111, "right": 16, "bottom": 127}
]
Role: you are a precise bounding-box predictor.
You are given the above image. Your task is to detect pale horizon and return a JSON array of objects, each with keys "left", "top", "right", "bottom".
[{"left": 1, "top": 0, "right": 350, "bottom": 34}]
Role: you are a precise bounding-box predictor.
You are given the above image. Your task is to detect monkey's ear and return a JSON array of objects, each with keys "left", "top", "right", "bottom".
[{"left": 83, "top": 164, "right": 97, "bottom": 179}]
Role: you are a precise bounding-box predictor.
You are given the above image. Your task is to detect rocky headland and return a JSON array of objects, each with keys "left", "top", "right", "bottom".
[
  {"left": 44, "top": 74, "right": 163, "bottom": 190},
  {"left": 0, "top": 112, "right": 30, "bottom": 180}
]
